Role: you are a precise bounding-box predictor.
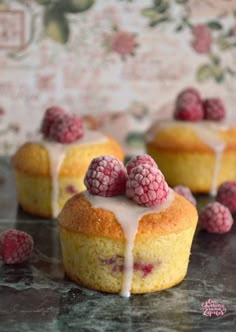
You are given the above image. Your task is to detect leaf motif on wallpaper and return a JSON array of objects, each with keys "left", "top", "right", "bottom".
[
  {"left": 196, "top": 64, "right": 224, "bottom": 83},
  {"left": 35, "top": 0, "right": 51, "bottom": 5},
  {"left": 196, "top": 64, "right": 214, "bottom": 82},
  {"left": 142, "top": 0, "right": 171, "bottom": 27},
  {"left": 60, "top": 0, "right": 95, "bottom": 13},
  {"left": 210, "top": 54, "right": 220, "bottom": 66},
  {"left": 142, "top": 8, "right": 158, "bottom": 20},
  {"left": 217, "top": 35, "right": 232, "bottom": 50},
  {"left": 175, "top": 0, "right": 188, "bottom": 4},
  {"left": 207, "top": 21, "right": 223, "bottom": 30},
  {"left": 153, "top": 0, "right": 169, "bottom": 13},
  {"left": 212, "top": 66, "right": 224, "bottom": 83},
  {"left": 149, "top": 15, "right": 170, "bottom": 27},
  {"left": 44, "top": 9, "right": 70, "bottom": 44},
  {"left": 39, "top": 0, "right": 95, "bottom": 44}
]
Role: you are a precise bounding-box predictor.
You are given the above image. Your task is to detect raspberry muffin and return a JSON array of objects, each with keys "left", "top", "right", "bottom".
[
  {"left": 58, "top": 155, "right": 198, "bottom": 296},
  {"left": 145, "top": 88, "right": 236, "bottom": 195},
  {"left": 12, "top": 107, "right": 124, "bottom": 218}
]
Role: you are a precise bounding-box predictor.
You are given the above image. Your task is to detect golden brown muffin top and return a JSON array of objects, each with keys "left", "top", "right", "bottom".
[
  {"left": 145, "top": 120, "right": 236, "bottom": 152},
  {"left": 12, "top": 132, "right": 124, "bottom": 177},
  {"left": 58, "top": 191, "right": 198, "bottom": 240}
]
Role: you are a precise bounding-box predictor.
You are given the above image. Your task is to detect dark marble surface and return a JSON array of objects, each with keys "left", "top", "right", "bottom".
[{"left": 0, "top": 157, "right": 235, "bottom": 332}]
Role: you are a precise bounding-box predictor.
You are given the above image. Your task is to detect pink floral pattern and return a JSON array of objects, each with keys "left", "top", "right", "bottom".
[
  {"left": 110, "top": 30, "right": 137, "bottom": 58},
  {"left": 0, "top": 0, "right": 236, "bottom": 155},
  {"left": 191, "top": 24, "right": 212, "bottom": 54}
]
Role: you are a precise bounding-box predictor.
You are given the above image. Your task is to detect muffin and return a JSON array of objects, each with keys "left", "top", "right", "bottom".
[
  {"left": 145, "top": 120, "right": 236, "bottom": 195},
  {"left": 145, "top": 88, "right": 236, "bottom": 195},
  {"left": 58, "top": 155, "right": 198, "bottom": 296},
  {"left": 12, "top": 108, "right": 124, "bottom": 218}
]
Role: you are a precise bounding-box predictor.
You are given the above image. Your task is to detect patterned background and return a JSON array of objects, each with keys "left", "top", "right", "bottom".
[{"left": 1, "top": 0, "right": 236, "bottom": 155}]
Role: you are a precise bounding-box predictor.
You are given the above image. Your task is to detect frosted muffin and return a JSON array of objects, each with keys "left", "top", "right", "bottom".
[
  {"left": 145, "top": 88, "right": 236, "bottom": 195},
  {"left": 58, "top": 155, "right": 198, "bottom": 296},
  {"left": 145, "top": 120, "right": 236, "bottom": 195},
  {"left": 12, "top": 108, "right": 124, "bottom": 218}
]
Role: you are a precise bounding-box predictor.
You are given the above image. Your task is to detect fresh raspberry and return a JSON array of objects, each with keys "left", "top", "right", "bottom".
[
  {"left": 174, "top": 88, "right": 204, "bottom": 121},
  {"left": 216, "top": 181, "right": 236, "bottom": 214},
  {"left": 49, "top": 114, "right": 84, "bottom": 143},
  {"left": 126, "top": 154, "right": 157, "bottom": 175},
  {"left": 0, "top": 229, "right": 34, "bottom": 264},
  {"left": 173, "top": 185, "right": 196, "bottom": 206},
  {"left": 41, "top": 106, "right": 65, "bottom": 136},
  {"left": 84, "top": 155, "right": 127, "bottom": 196},
  {"left": 199, "top": 202, "right": 233, "bottom": 234},
  {"left": 203, "top": 98, "right": 226, "bottom": 121},
  {"left": 126, "top": 164, "right": 169, "bottom": 207}
]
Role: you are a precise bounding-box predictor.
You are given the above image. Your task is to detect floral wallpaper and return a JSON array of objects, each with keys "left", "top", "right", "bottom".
[{"left": 1, "top": 0, "right": 236, "bottom": 155}]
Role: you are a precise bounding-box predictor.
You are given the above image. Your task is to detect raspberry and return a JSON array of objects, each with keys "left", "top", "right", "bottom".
[
  {"left": 101, "top": 255, "right": 158, "bottom": 278},
  {"left": 178, "top": 87, "right": 201, "bottom": 102},
  {"left": 203, "top": 98, "right": 225, "bottom": 121},
  {"left": 126, "top": 164, "right": 169, "bottom": 207},
  {"left": 216, "top": 181, "right": 236, "bottom": 214},
  {"left": 199, "top": 202, "right": 233, "bottom": 234},
  {"left": 173, "top": 185, "right": 196, "bottom": 206},
  {"left": 84, "top": 155, "right": 127, "bottom": 196},
  {"left": 126, "top": 154, "right": 157, "bottom": 175},
  {"left": 41, "top": 106, "right": 65, "bottom": 136},
  {"left": 0, "top": 229, "right": 34, "bottom": 264},
  {"left": 49, "top": 114, "right": 84, "bottom": 143},
  {"left": 174, "top": 88, "right": 204, "bottom": 121}
]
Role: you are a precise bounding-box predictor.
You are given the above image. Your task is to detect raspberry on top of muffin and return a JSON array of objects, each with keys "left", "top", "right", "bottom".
[
  {"left": 41, "top": 106, "right": 84, "bottom": 143},
  {"left": 84, "top": 154, "right": 169, "bottom": 207},
  {"left": 13, "top": 106, "right": 124, "bottom": 218},
  {"left": 174, "top": 87, "right": 226, "bottom": 122}
]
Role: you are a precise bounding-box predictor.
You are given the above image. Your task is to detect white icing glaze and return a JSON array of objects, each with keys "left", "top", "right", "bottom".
[
  {"left": 31, "top": 130, "right": 108, "bottom": 218},
  {"left": 43, "top": 143, "right": 66, "bottom": 218},
  {"left": 84, "top": 189, "right": 174, "bottom": 297},
  {"left": 146, "top": 120, "right": 228, "bottom": 196}
]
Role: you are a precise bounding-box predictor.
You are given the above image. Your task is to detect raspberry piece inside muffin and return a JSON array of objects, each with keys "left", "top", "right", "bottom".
[
  {"left": 84, "top": 155, "right": 127, "bottom": 196},
  {"left": 100, "top": 255, "right": 159, "bottom": 278},
  {"left": 126, "top": 154, "right": 157, "bottom": 175},
  {"left": 49, "top": 114, "right": 84, "bottom": 143},
  {"left": 203, "top": 98, "right": 225, "bottom": 121},
  {"left": 126, "top": 163, "right": 169, "bottom": 207},
  {"left": 216, "top": 181, "right": 236, "bottom": 214},
  {"left": 199, "top": 202, "right": 233, "bottom": 234}
]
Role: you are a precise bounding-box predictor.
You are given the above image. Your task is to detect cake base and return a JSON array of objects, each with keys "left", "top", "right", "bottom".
[
  {"left": 60, "top": 226, "right": 196, "bottom": 294},
  {"left": 146, "top": 145, "right": 236, "bottom": 193},
  {"left": 14, "top": 170, "right": 85, "bottom": 218}
]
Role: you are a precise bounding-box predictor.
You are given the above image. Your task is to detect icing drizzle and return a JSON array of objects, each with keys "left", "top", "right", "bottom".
[
  {"left": 146, "top": 120, "right": 228, "bottom": 196},
  {"left": 32, "top": 130, "right": 108, "bottom": 218},
  {"left": 84, "top": 189, "right": 174, "bottom": 297}
]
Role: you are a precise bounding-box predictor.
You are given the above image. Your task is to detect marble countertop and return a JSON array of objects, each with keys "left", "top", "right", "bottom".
[{"left": 0, "top": 157, "right": 235, "bottom": 332}]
